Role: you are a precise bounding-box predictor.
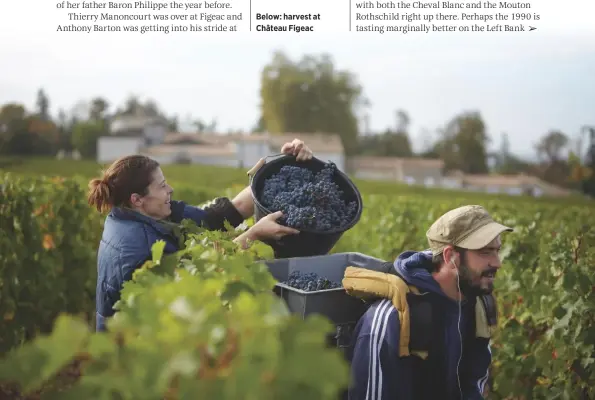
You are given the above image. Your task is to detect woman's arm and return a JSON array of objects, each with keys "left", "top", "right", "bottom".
[
  {"left": 230, "top": 186, "right": 254, "bottom": 219},
  {"left": 172, "top": 200, "right": 298, "bottom": 249},
  {"left": 169, "top": 198, "right": 244, "bottom": 231}
]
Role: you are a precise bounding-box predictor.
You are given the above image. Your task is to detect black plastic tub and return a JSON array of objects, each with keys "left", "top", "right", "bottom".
[
  {"left": 263, "top": 252, "right": 390, "bottom": 325},
  {"left": 250, "top": 155, "right": 363, "bottom": 259}
]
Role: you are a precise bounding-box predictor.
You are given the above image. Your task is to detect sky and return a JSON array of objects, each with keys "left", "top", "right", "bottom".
[{"left": 0, "top": 0, "right": 594, "bottom": 161}]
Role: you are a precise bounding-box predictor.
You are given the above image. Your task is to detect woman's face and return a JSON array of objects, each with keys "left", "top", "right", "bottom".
[{"left": 131, "top": 167, "right": 173, "bottom": 220}]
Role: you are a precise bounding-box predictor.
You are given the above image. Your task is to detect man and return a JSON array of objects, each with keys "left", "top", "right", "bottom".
[{"left": 345, "top": 205, "right": 513, "bottom": 400}]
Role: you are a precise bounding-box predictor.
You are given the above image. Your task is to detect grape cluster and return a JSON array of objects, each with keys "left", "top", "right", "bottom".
[
  {"left": 260, "top": 162, "right": 358, "bottom": 231},
  {"left": 282, "top": 271, "right": 342, "bottom": 292}
]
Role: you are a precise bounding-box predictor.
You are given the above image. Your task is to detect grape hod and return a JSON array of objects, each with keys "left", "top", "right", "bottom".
[
  {"left": 263, "top": 252, "right": 388, "bottom": 338},
  {"left": 263, "top": 252, "right": 390, "bottom": 400}
]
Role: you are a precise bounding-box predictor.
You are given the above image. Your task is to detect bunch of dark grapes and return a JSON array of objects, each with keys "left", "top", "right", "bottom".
[
  {"left": 260, "top": 162, "right": 358, "bottom": 231},
  {"left": 282, "top": 271, "right": 342, "bottom": 292}
]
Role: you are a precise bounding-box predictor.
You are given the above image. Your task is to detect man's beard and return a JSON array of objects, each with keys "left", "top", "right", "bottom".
[{"left": 457, "top": 261, "right": 497, "bottom": 297}]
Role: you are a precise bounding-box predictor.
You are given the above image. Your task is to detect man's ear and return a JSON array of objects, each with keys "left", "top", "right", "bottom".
[{"left": 443, "top": 245, "right": 458, "bottom": 269}]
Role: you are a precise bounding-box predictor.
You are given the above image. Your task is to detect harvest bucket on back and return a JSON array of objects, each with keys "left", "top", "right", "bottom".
[{"left": 262, "top": 252, "right": 394, "bottom": 400}]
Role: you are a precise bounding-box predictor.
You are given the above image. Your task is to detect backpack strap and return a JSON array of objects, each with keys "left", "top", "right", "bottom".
[
  {"left": 475, "top": 293, "right": 498, "bottom": 338},
  {"left": 390, "top": 275, "right": 421, "bottom": 358},
  {"left": 406, "top": 291, "right": 433, "bottom": 360}
]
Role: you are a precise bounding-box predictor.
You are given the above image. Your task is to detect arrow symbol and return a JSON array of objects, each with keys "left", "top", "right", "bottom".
[{"left": 529, "top": 26, "right": 536, "bottom": 31}]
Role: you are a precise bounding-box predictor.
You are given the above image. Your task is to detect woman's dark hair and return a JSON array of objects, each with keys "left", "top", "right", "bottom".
[{"left": 87, "top": 155, "right": 160, "bottom": 213}]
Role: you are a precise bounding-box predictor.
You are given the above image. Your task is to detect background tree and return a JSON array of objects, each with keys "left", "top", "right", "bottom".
[
  {"left": 535, "top": 130, "right": 568, "bottom": 164},
  {"left": 120, "top": 96, "right": 141, "bottom": 116},
  {"left": 533, "top": 130, "right": 571, "bottom": 188},
  {"left": 71, "top": 120, "right": 106, "bottom": 158},
  {"left": 251, "top": 116, "right": 266, "bottom": 134},
  {"left": 55, "top": 108, "right": 71, "bottom": 151},
  {"left": 358, "top": 109, "right": 413, "bottom": 157},
  {"left": 0, "top": 101, "right": 59, "bottom": 155},
  {"left": 193, "top": 118, "right": 217, "bottom": 133},
  {"left": 27, "top": 116, "right": 60, "bottom": 153},
  {"left": 168, "top": 116, "right": 179, "bottom": 132},
  {"left": 259, "top": 51, "right": 367, "bottom": 156},
  {"left": 36, "top": 89, "right": 50, "bottom": 121},
  {"left": 0, "top": 103, "right": 29, "bottom": 154},
  {"left": 493, "top": 133, "right": 531, "bottom": 175},
  {"left": 570, "top": 125, "right": 595, "bottom": 197},
  {"left": 89, "top": 97, "right": 109, "bottom": 121},
  {"left": 433, "top": 111, "right": 490, "bottom": 173}
]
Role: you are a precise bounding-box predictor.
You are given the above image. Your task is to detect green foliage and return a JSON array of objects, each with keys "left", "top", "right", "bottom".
[
  {"left": 488, "top": 217, "right": 595, "bottom": 399},
  {"left": 0, "top": 173, "right": 101, "bottom": 354},
  {"left": 1, "top": 162, "right": 594, "bottom": 399},
  {"left": 0, "top": 228, "right": 349, "bottom": 400},
  {"left": 0, "top": 172, "right": 221, "bottom": 355}
]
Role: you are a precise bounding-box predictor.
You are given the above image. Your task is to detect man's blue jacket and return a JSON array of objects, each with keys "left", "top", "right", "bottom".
[
  {"left": 95, "top": 198, "right": 243, "bottom": 332},
  {"left": 346, "top": 250, "right": 492, "bottom": 400}
]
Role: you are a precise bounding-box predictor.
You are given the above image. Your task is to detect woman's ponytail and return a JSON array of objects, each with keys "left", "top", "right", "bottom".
[{"left": 87, "top": 178, "right": 112, "bottom": 213}]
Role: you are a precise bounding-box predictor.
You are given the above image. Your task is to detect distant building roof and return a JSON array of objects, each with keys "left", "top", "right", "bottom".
[
  {"left": 110, "top": 114, "right": 168, "bottom": 134},
  {"left": 142, "top": 144, "right": 236, "bottom": 157},
  {"left": 242, "top": 132, "right": 344, "bottom": 153},
  {"left": 349, "top": 156, "right": 445, "bottom": 170},
  {"left": 164, "top": 131, "right": 344, "bottom": 154},
  {"left": 453, "top": 173, "right": 573, "bottom": 196}
]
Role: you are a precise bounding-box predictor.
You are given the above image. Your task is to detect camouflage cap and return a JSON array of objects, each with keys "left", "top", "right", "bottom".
[{"left": 426, "top": 205, "right": 513, "bottom": 256}]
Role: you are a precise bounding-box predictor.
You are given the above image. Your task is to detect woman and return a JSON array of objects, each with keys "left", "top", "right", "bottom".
[{"left": 88, "top": 138, "right": 313, "bottom": 332}]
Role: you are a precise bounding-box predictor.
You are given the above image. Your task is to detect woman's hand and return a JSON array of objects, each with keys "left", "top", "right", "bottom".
[
  {"left": 250, "top": 211, "right": 300, "bottom": 240},
  {"left": 281, "top": 138, "right": 313, "bottom": 161},
  {"left": 233, "top": 211, "right": 299, "bottom": 249}
]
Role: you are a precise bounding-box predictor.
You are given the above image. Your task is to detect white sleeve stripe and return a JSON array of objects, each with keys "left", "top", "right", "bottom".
[
  {"left": 366, "top": 299, "right": 389, "bottom": 400},
  {"left": 366, "top": 299, "right": 395, "bottom": 400},
  {"left": 365, "top": 299, "right": 386, "bottom": 399},
  {"left": 477, "top": 343, "right": 492, "bottom": 393},
  {"left": 376, "top": 301, "right": 394, "bottom": 398}
]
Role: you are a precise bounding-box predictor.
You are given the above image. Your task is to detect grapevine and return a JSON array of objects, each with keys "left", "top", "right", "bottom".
[{"left": 0, "top": 167, "right": 594, "bottom": 400}]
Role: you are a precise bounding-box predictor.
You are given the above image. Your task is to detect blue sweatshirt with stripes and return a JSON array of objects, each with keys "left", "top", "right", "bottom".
[{"left": 346, "top": 250, "right": 492, "bottom": 400}]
